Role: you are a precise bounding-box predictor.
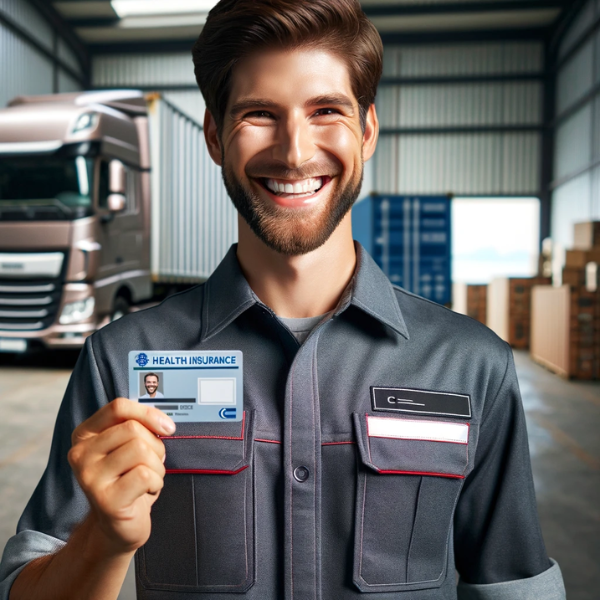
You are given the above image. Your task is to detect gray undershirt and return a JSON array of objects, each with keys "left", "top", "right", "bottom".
[{"left": 278, "top": 313, "right": 329, "bottom": 344}]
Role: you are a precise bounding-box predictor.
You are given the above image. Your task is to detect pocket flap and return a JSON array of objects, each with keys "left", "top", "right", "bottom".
[
  {"left": 353, "top": 413, "right": 469, "bottom": 479},
  {"left": 162, "top": 410, "right": 254, "bottom": 474}
]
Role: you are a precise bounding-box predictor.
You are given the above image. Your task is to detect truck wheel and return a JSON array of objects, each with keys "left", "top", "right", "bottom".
[{"left": 111, "top": 296, "right": 129, "bottom": 322}]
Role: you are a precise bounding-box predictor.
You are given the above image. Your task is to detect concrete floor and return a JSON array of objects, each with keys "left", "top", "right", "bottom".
[
  {"left": 0, "top": 350, "right": 137, "bottom": 600},
  {"left": 0, "top": 349, "right": 598, "bottom": 599}
]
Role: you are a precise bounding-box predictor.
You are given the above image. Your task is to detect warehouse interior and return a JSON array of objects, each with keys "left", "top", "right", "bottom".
[{"left": 0, "top": 0, "right": 599, "bottom": 599}]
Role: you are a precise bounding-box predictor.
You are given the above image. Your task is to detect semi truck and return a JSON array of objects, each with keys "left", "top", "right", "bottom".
[{"left": 0, "top": 90, "right": 237, "bottom": 353}]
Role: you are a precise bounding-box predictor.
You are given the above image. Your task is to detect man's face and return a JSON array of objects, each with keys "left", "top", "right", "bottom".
[
  {"left": 206, "top": 47, "right": 378, "bottom": 256},
  {"left": 145, "top": 376, "right": 158, "bottom": 395}
]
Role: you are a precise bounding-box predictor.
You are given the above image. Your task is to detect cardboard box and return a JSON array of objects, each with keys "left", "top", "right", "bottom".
[
  {"left": 565, "top": 248, "right": 600, "bottom": 268},
  {"left": 466, "top": 284, "right": 487, "bottom": 325},
  {"left": 562, "top": 268, "right": 587, "bottom": 288},
  {"left": 531, "top": 284, "right": 600, "bottom": 379},
  {"left": 573, "top": 221, "right": 600, "bottom": 250},
  {"left": 565, "top": 250, "right": 589, "bottom": 268},
  {"left": 487, "top": 277, "right": 550, "bottom": 349}
]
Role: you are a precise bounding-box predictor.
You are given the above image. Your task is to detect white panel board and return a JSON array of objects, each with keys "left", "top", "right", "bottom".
[
  {"left": 554, "top": 104, "right": 592, "bottom": 181},
  {"left": 590, "top": 165, "right": 600, "bottom": 220},
  {"left": 557, "top": 39, "right": 594, "bottom": 115},
  {"left": 551, "top": 173, "right": 592, "bottom": 249},
  {"left": 558, "top": 0, "right": 595, "bottom": 60}
]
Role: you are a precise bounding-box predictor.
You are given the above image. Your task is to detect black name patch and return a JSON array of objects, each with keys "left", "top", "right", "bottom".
[{"left": 371, "top": 387, "right": 471, "bottom": 418}]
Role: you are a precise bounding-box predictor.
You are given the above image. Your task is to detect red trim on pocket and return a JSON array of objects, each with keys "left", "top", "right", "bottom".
[
  {"left": 322, "top": 441, "right": 355, "bottom": 445},
  {"left": 165, "top": 465, "right": 248, "bottom": 475},
  {"left": 255, "top": 438, "right": 281, "bottom": 444},
  {"left": 160, "top": 412, "right": 246, "bottom": 441},
  {"left": 377, "top": 469, "right": 464, "bottom": 479}
]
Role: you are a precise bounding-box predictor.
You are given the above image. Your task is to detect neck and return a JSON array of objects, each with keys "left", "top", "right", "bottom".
[{"left": 236, "top": 213, "right": 356, "bottom": 318}]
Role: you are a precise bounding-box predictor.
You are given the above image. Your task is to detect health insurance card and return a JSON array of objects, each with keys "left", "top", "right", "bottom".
[{"left": 128, "top": 350, "right": 243, "bottom": 422}]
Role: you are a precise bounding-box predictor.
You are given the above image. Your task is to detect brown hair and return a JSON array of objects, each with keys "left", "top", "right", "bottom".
[
  {"left": 144, "top": 372, "right": 159, "bottom": 382},
  {"left": 192, "top": 0, "right": 382, "bottom": 132}
]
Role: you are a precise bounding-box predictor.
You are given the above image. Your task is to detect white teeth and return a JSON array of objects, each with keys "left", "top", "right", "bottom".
[{"left": 265, "top": 177, "right": 323, "bottom": 195}]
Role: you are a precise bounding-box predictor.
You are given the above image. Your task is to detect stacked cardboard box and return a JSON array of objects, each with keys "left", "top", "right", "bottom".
[
  {"left": 562, "top": 247, "right": 600, "bottom": 288},
  {"left": 531, "top": 221, "right": 600, "bottom": 379},
  {"left": 466, "top": 285, "right": 487, "bottom": 325},
  {"left": 531, "top": 285, "right": 600, "bottom": 379},
  {"left": 487, "top": 276, "right": 551, "bottom": 349},
  {"left": 573, "top": 221, "right": 600, "bottom": 250}
]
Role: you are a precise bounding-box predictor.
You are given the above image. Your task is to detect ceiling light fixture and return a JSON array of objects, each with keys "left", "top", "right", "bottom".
[{"left": 111, "top": 0, "right": 219, "bottom": 18}]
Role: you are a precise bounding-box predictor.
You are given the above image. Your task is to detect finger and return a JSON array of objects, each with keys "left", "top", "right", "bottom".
[
  {"left": 110, "top": 465, "right": 164, "bottom": 507},
  {"left": 88, "top": 420, "right": 166, "bottom": 461},
  {"left": 102, "top": 438, "right": 166, "bottom": 481},
  {"left": 72, "top": 398, "right": 175, "bottom": 443}
]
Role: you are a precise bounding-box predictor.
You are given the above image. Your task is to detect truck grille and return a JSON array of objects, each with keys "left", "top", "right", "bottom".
[{"left": 0, "top": 279, "right": 63, "bottom": 331}]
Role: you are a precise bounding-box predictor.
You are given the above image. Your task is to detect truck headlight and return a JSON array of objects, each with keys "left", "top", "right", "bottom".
[
  {"left": 72, "top": 112, "right": 98, "bottom": 134},
  {"left": 59, "top": 297, "right": 95, "bottom": 324}
]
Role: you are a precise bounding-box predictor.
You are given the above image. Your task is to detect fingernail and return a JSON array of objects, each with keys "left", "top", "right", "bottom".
[
  {"left": 160, "top": 416, "right": 176, "bottom": 435},
  {"left": 162, "top": 453, "right": 166, "bottom": 463}
]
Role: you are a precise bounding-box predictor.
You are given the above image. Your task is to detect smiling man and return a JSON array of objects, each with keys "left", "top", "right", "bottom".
[
  {"left": 139, "top": 373, "right": 164, "bottom": 400},
  {"left": 0, "top": 1, "right": 566, "bottom": 600}
]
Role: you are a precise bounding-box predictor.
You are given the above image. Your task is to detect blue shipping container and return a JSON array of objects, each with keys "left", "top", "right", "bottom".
[{"left": 352, "top": 194, "right": 452, "bottom": 305}]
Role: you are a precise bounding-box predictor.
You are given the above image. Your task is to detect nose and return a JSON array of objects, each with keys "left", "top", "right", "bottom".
[{"left": 272, "top": 111, "right": 315, "bottom": 169}]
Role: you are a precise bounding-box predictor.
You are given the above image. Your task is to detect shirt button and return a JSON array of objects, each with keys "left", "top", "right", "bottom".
[{"left": 293, "top": 466, "right": 310, "bottom": 482}]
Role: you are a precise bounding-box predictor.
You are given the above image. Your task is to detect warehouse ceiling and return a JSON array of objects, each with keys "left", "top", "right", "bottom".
[{"left": 50, "top": 0, "right": 571, "bottom": 50}]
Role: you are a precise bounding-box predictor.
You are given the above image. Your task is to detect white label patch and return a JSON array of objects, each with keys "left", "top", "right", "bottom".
[{"left": 367, "top": 415, "right": 469, "bottom": 444}]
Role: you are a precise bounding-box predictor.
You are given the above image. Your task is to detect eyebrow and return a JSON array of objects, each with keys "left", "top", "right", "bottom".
[
  {"left": 229, "top": 99, "right": 278, "bottom": 118},
  {"left": 229, "top": 94, "right": 355, "bottom": 118},
  {"left": 307, "top": 94, "right": 355, "bottom": 111}
]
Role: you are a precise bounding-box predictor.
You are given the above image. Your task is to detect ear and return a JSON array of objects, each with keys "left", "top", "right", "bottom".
[
  {"left": 204, "top": 109, "right": 222, "bottom": 166},
  {"left": 362, "top": 103, "right": 379, "bottom": 162}
]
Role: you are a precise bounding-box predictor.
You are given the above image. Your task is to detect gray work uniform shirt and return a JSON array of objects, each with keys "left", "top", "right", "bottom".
[{"left": 0, "top": 244, "right": 566, "bottom": 600}]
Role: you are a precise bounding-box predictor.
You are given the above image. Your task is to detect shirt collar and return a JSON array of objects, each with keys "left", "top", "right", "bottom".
[{"left": 200, "top": 243, "right": 409, "bottom": 342}]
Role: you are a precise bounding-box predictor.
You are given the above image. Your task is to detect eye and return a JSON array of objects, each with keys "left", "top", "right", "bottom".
[
  {"left": 313, "top": 108, "right": 340, "bottom": 117},
  {"left": 244, "top": 110, "right": 274, "bottom": 119}
]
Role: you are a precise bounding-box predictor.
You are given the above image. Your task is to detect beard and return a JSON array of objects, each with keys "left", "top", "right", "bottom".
[{"left": 221, "top": 157, "right": 363, "bottom": 256}]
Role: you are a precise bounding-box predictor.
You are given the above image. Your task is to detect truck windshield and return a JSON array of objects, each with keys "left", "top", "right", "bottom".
[{"left": 0, "top": 155, "right": 94, "bottom": 220}]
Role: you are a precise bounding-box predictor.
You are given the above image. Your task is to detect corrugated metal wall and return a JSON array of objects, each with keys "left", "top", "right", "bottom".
[
  {"left": 93, "top": 53, "right": 206, "bottom": 123},
  {"left": 373, "top": 42, "right": 544, "bottom": 196},
  {"left": 0, "top": 27, "right": 53, "bottom": 108},
  {"left": 0, "top": 0, "right": 83, "bottom": 108},
  {"left": 551, "top": 0, "right": 600, "bottom": 249},
  {"left": 0, "top": 0, "right": 53, "bottom": 51},
  {"left": 150, "top": 98, "right": 236, "bottom": 280}
]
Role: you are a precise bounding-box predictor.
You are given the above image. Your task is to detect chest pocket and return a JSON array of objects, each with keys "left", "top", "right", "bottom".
[
  {"left": 352, "top": 412, "right": 470, "bottom": 593},
  {"left": 136, "top": 411, "right": 256, "bottom": 594}
]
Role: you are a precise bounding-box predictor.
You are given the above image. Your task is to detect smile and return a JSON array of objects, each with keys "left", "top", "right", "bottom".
[{"left": 260, "top": 176, "right": 329, "bottom": 199}]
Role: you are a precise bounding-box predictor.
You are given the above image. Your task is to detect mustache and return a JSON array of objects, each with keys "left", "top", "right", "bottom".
[{"left": 245, "top": 159, "right": 342, "bottom": 180}]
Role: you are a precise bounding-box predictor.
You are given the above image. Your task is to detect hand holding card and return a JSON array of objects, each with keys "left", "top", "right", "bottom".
[{"left": 67, "top": 398, "right": 175, "bottom": 554}]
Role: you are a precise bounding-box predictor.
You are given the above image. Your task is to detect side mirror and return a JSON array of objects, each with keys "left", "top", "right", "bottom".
[
  {"left": 109, "top": 159, "right": 126, "bottom": 194},
  {"left": 107, "top": 193, "right": 126, "bottom": 213}
]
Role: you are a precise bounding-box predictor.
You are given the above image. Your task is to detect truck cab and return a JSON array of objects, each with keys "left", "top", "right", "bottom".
[{"left": 0, "top": 90, "right": 152, "bottom": 352}]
